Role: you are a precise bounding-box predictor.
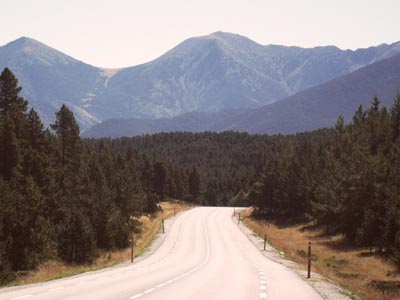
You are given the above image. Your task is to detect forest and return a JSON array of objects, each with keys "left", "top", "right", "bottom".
[
  {"left": 0, "top": 68, "right": 202, "bottom": 283},
  {"left": 1, "top": 67, "right": 400, "bottom": 283}
]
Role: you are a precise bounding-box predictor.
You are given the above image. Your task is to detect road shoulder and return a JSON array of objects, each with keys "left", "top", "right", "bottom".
[{"left": 235, "top": 213, "right": 353, "bottom": 300}]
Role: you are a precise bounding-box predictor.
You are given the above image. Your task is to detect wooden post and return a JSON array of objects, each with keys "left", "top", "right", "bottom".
[
  {"left": 162, "top": 219, "right": 165, "bottom": 233},
  {"left": 233, "top": 207, "right": 236, "bottom": 216},
  {"left": 263, "top": 234, "right": 267, "bottom": 251},
  {"left": 307, "top": 241, "right": 312, "bottom": 278},
  {"left": 238, "top": 213, "right": 240, "bottom": 225},
  {"left": 131, "top": 230, "right": 134, "bottom": 263},
  {"left": 174, "top": 207, "right": 176, "bottom": 217}
]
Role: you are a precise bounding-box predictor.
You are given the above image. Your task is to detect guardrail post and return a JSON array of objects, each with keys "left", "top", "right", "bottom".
[
  {"left": 131, "top": 232, "right": 134, "bottom": 263},
  {"left": 263, "top": 234, "right": 267, "bottom": 251},
  {"left": 238, "top": 213, "right": 240, "bottom": 225},
  {"left": 233, "top": 207, "right": 236, "bottom": 216},
  {"left": 307, "top": 241, "right": 312, "bottom": 278},
  {"left": 162, "top": 219, "right": 165, "bottom": 233}
]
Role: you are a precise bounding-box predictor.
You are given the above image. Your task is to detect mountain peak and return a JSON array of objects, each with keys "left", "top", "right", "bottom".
[
  {"left": 7, "top": 36, "right": 47, "bottom": 50},
  {"left": 2, "top": 36, "right": 82, "bottom": 66},
  {"left": 207, "top": 31, "right": 241, "bottom": 39}
]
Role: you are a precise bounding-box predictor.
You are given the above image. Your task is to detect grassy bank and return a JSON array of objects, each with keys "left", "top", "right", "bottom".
[
  {"left": 242, "top": 208, "right": 400, "bottom": 300},
  {"left": 5, "top": 201, "right": 192, "bottom": 287}
]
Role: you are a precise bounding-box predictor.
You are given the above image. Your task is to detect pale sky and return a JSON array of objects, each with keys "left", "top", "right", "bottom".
[{"left": 1, "top": 0, "right": 399, "bottom": 68}]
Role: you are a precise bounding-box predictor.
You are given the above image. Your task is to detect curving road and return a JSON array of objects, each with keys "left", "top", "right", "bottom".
[{"left": 0, "top": 207, "right": 322, "bottom": 300}]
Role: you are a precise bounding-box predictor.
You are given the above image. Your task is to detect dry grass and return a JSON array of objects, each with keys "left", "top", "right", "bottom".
[
  {"left": 6, "top": 201, "right": 192, "bottom": 287},
  {"left": 242, "top": 208, "right": 400, "bottom": 300}
]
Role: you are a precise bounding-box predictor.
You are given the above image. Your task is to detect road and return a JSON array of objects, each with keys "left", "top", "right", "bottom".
[{"left": 0, "top": 207, "right": 322, "bottom": 300}]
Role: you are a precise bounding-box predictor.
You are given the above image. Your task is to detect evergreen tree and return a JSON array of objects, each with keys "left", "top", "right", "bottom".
[
  {"left": 0, "top": 68, "right": 28, "bottom": 139},
  {"left": 188, "top": 166, "right": 201, "bottom": 202},
  {"left": 153, "top": 161, "right": 166, "bottom": 201},
  {"left": 0, "top": 115, "right": 20, "bottom": 180},
  {"left": 390, "top": 91, "right": 400, "bottom": 141},
  {"left": 51, "top": 104, "right": 81, "bottom": 195}
]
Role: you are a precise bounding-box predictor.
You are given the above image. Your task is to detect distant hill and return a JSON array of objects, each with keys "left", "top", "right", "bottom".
[
  {"left": 0, "top": 37, "right": 104, "bottom": 128},
  {"left": 83, "top": 53, "right": 400, "bottom": 138},
  {"left": 1, "top": 33, "right": 400, "bottom": 129},
  {"left": 228, "top": 53, "right": 400, "bottom": 134}
]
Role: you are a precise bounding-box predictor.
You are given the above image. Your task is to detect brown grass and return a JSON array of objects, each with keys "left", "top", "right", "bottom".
[
  {"left": 242, "top": 208, "right": 400, "bottom": 300},
  {"left": 6, "top": 201, "right": 192, "bottom": 287}
]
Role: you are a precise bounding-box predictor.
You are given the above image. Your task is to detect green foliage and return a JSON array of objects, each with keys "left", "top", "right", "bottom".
[
  {"left": 245, "top": 94, "right": 400, "bottom": 266},
  {"left": 188, "top": 166, "right": 201, "bottom": 202},
  {"left": 0, "top": 69, "right": 183, "bottom": 282},
  {"left": 1, "top": 67, "right": 400, "bottom": 282},
  {"left": 153, "top": 161, "right": 166, "bottom": 201}
]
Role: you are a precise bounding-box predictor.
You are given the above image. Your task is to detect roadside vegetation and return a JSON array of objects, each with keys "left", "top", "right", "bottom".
[
  {"left": 1, "top": 66, "right": 400, "bottom": 297},
  {"left": 0, "top": 68, "right": 200, "bottom": 285},
  {"left": 3, "top": 201, "right": 192, "bottom": 287},
  {"left": 243, "top": 208, "right": 400, "bottom": 300}
]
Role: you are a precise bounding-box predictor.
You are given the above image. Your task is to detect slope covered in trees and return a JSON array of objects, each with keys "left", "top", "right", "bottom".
[
  {"left": 242, "top": 95, "right": 400, "bottom": 264},
  {"left": 0, "top": 68, "right": 202, "bottom": 283},
  {"left": 1, "top": 67, "right": 400, "bottom": 283}
]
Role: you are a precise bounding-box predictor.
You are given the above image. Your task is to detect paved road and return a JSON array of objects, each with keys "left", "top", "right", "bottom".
[{"left": 0, "top": 207, "right": 322, "bottom": 300}]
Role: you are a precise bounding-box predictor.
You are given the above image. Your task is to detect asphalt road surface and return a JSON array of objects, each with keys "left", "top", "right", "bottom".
[{"left": 0, "top": 207, "right": 323, "bottom": 300}]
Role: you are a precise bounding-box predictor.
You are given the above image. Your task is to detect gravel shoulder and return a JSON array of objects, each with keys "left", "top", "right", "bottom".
[{"left": 236, "top": 214, "right": 354, "bottom": 300}]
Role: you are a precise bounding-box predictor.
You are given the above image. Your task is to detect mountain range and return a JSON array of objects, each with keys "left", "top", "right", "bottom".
[
  {"left": 83, "top": 52, "right": 400, "bottom": 138},
  {"left": 1, "top": 32, "right": 400, "bottom": 131}
]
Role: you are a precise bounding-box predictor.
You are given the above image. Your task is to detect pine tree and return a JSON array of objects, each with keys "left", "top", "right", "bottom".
[
  {"left": 0, "top": 115, "right": 20, "bottom": 180},
  {"left": 0, "top": 68, "right": 28, "bottom": 139},
  {"left": 188, "top": 166, "right": 201, "bottom": 202},
  {"left": 390, "top": 91, "right": 400, "bottom": 141},
  {"left": 153, "top": 161, "right": 166, "bottom": 201},
  {"left": 51, "top": 104, "right": 81, "bottom": 195}
]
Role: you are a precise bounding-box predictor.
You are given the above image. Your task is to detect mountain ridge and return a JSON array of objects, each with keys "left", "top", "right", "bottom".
[
  {"left": 1, "top": 33, "right": 400, "bottom": 129},
  {"left": 83, "top": 53, "right": 400, "bottom": 138}
]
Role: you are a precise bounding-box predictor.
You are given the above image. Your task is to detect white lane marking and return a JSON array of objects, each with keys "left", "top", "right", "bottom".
[
  {"left": 260, "top": 292, "right": 267, "bottom": 299},
  {"left": 261, "top": 280, "right": 266, "bottom": 284},
  {"left": 260, "top": 285, "right": 266, "bottom": 290},
  {"left": 49, "top": 287, "right": 65, "bottom": 292},
  {"left": 11, "top": 296, "right": 32, "bottom": 300},
  {"left": 77, "top": 281, "right": 88, "bottom": 285},
  {"left": 128, "top": 218, "right": 212, "bottom": 300},
  {"left": 144, "top": 288, "right": 155, "bottom": 294}
]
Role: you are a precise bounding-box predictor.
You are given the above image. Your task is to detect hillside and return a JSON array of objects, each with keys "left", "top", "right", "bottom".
[
  {"left": 2, "top": 33, "right": 399, "bottom": 129},
  {"left": 84, "top": 53, "right": 400, "bottom": 137}
]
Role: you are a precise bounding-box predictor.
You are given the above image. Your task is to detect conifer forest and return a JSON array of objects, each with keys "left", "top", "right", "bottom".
[{"left": 1, "top": 67, "right": 400, "bottom": 283}]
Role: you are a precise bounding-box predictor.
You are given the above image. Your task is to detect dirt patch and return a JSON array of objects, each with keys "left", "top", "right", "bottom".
[
  {"left": 241, "top": 207, "right": 400, "bottom": 300},
  {"left": 4, "top": 201, "right": 193, "bottom": 287}
]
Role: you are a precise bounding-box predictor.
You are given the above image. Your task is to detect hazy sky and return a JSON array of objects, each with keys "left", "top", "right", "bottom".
[{"left": 1, "top": 0, "right": 399, "bottom": 68}]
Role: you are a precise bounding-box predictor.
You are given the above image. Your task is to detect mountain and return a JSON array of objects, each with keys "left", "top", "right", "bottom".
[
  {"left": 0, "top": 37, "right": 106, "bottom": 128},
  {"left": 91, "top": 32, "right": 400, "bottom": 119},
  {"left": 227, "top": 53, "right": 400, "bottom": 134},
  {"left": 1, "top": 33, "right": 400, "bottom": 129},
  {"left": 83, "top": 53, "right": 400, "bottom": 138},
  {"left": 82, "top": 109, "right": 249, "bottom": 138}
]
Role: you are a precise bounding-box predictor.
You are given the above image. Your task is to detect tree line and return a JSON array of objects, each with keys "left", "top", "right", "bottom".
[
  {"left": 1, "top": 66, "right": 400, "bottom": 282},
  {"left": 242, "top": 94, "right": 400, "bottom": 265},
  {"left": 0, "top": 68, "right": 202, "bottom": 283}
]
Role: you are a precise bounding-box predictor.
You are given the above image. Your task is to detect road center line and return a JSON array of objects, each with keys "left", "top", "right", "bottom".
[
  {"left": 144, "top": 288, "right": 155, "bottom": 294},
  {"left": 129, "top": 293, "right": 143, "bottom": 299},
  {"left": 48, "top": 287, "right": 65, "bottom": 292},
  {"left": 128, "top": 219, "right": 211, "bottom": 300},
  {"left": 11, "top": 295, "right": 32, "bottom": 300},
  {"left": 260, "top": 292, "right": 267, "bottom": 299}
]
